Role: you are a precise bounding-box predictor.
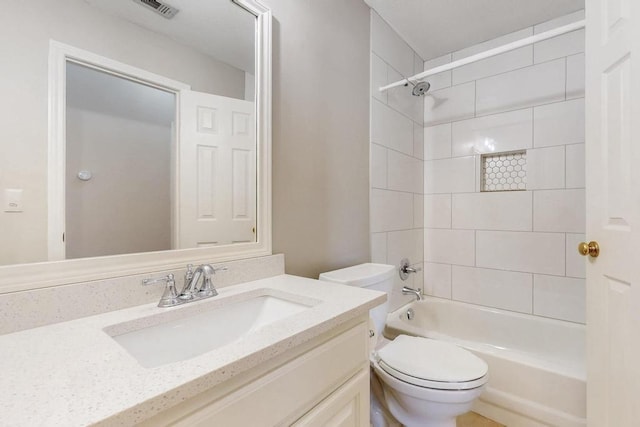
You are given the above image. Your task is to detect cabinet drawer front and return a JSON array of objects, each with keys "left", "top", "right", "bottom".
[
  {"left": 293, "top": 369, "right": 369, "bottom": 427},
  {"left": 171, "top": 322, "right": 368, "bottom": 426}
]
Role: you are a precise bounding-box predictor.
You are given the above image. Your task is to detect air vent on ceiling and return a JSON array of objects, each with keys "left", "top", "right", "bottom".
[{"left": 133, "top": 0, "right": 179, "bottom": 19}]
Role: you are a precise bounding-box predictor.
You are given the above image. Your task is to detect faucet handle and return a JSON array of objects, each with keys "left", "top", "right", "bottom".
[
  {"left": 142, "top": 274, "right": 179, "bottom": 307},
  {"left": 142, "top": 273, "right": 173, "bottom": 286},
  {"left": 196, "top": 265, "right": 226, "bottom": 298},
  {"left": 158, "top": 274, "right": 179, "bottom": 307},
  {"left": 185, "top": 264, "right": 194, "bottom": 282},
  {"left": 197, "top": 276, "right": 217, "bottom": 298}
]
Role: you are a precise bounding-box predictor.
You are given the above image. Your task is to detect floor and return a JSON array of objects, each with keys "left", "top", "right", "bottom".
[{"left": 457, "top": 412, "right": 504, "bottom": 427}]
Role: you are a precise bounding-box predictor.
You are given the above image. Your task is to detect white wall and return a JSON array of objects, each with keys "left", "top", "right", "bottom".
[
  {"left": 0, "top": 0, "right": 246, "bottom": 265},
  {"left": 370, "top": 11, "right": 425, "bottom": 311},
  {"left": 423, "top": 11, "right": 586, "bottom": 323}
]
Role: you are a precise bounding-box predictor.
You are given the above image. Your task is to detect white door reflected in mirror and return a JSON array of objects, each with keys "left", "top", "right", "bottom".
[{"left": 178, "top": 90, "right": 256, "bottom": 249}]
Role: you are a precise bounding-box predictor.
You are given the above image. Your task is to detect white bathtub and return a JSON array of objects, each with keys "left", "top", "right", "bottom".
[{"left": 384, "top": 297, "right": 586, "bottom": 427}]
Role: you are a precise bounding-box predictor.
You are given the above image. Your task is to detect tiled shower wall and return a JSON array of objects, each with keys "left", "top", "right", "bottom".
[
  {"left": 369, "top": 11, "right": 425, "bottom": 311},
  {"left": 423, "top": 11, "right": 586, "bottom": 323}
]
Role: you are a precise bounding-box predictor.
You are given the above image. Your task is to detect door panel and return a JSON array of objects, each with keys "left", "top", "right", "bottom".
[
  {"left": 178, "top": 91, "right": 256, "bottom": 248},
  {"left": 586, "top": 0, "right": 640, "bottom": 425}
]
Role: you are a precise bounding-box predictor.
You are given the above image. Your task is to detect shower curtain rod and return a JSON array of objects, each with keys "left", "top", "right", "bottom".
[{"left": 379, "top": 19, "right": 585, "bottom": 93}]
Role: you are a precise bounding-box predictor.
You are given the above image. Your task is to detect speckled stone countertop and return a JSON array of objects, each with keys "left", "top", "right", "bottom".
[{"left": 0, "top": 274, "right": 385, "bottom": 427}]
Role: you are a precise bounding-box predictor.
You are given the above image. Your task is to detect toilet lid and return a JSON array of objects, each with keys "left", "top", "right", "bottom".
[{"left": 376, "top": 335, "right": 488, "bottom": 390}]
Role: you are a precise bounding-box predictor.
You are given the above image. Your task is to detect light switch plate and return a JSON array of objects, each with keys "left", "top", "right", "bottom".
[{"left": 4, "top": 189, "right": 23, "bottom": 212}]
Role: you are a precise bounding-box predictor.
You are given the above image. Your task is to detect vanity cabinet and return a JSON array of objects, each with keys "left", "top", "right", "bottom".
[
  {"left": 138, "top": 317, "right": 370, "bottom": 427},
  {"left": 292, "top": 369, "right": 369, "bottom": 426}
]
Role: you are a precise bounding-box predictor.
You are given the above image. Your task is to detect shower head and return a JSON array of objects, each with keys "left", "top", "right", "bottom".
[{"left": 411, "top": 81, "right": 431, "bottom": 96}]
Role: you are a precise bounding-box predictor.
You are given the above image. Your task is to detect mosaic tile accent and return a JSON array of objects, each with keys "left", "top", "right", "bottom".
[{"left": 481, "top": 151, "right": 527, "bottom": 192}]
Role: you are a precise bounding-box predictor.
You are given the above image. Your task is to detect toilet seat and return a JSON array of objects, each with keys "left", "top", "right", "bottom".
[{"left": 375, "top": 335, "right": 488, "bottom": 391}]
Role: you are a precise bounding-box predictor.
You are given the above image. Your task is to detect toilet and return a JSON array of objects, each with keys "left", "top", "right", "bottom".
[{"left": 319, "top": 263, "right": 488, "bottom": 427}]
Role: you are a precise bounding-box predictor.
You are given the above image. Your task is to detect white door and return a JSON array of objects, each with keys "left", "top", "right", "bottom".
[
  {"left": 585, "top": 0, "right": 640, "bottom": 425},
  {"left": 177, "top": 90, "right": 256, "bottom": 248}
]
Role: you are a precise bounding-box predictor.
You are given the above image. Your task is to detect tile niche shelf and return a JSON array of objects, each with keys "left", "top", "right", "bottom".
[{"left": 481, "top": 150, "right": 527, "bottom": 192}]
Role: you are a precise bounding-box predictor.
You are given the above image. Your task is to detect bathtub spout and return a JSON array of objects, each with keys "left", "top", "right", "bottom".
[{"left": 402, "top": 286, "right": 422, "bottom": 301}]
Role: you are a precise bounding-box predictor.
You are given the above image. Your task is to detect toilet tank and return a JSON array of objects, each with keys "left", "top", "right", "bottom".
[{"left": 319, "top": 263, "right": 395, "bottom": 336}]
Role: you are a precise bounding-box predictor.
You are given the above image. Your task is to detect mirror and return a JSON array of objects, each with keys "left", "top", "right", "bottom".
[{"left": 0, "top": 0, "right": 271, "bottom": 292}]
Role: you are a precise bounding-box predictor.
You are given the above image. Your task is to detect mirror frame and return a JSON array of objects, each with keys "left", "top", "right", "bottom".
[{"left": 0, "top": 0, "right": 272, "bottom": 293}]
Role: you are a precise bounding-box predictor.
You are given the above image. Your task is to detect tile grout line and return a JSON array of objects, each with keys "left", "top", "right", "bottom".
[
  {"left": 564, "top": 56, "right": 568, "bottom": 101},
  {"left": 531, "top": 272, "right": 535, "bottom": 315},
  {"left": 372, "top": 96, "right": 421, "bottom": 138},
  {"left": 385, "top": 144, "right": 389, "bottom": 190},
  {"left": 372, "top": 141, "right": 423, "bottom": 162},
  {"left": 428, "top": 54, "right": 570, "bottom": 94},
  {"left": 426, "top": 96, "right": 585, "bottom": 129},
  {"left": 474, "top": 230, "right": 477, "bottom": 268},
  {"left": 426, "top": 261, "right": 585, "bottom": 280},
  {"left": 564, "top": 145, "right": 567, "bottom": 189},
  {"left": 563, "top": 233, "right": 567, "bottom": 277},
  {"left": 426, "top": 226, "right": 580, "bottom": 234},
  {"left": 564, "top": 232, "right": 568, "bottom": 280},
  {"left": 449, "top": 260, "right": 453, "bottom": 299},
  {"left": 450, "top": 192, "right": 453, "bottom": 230}
]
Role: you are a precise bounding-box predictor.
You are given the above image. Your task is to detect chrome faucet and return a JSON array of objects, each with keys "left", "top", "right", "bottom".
[
  {"left": 180, "top": 264, "right": 226, "bottom": 300},
  {"left": 402, "top": 286, "right": 423, "bottom": 301},
  {"left": 142, "top": 264, "right": 227, "bottom": 308}
]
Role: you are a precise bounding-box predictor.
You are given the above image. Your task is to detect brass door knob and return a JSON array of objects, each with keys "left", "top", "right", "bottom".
[{"left": 578, "top": 241, "right": 600, "bottom": 258}]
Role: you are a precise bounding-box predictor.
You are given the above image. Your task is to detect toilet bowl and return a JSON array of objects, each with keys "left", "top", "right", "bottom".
[
  {"left": 319, "top": 263, "right": 488, "bottom": 427},
  {"left": 372, "top": 335, "right": 487, "bottom": 427}
]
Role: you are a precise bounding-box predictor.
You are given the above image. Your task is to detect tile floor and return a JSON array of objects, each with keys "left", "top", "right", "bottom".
[{"left": 457, "top": 412, "right": 504, "bottom": 427}]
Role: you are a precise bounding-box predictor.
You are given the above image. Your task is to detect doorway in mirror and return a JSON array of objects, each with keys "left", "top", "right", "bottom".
[
  {"left": 65, "top": 62, "right": 175, "bottom": 259},
  {"left": 61, "top": 58, "right": 256, "bottom": 260}
]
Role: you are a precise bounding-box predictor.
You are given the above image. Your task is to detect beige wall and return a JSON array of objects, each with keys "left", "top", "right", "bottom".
[
  {"left": 66, "top": 108, "right": 172, "bottom": 259},
  {"left": 0, "top": 0, "right": 245, "bottom": 265},
  {"left": 263, "top": 0, "right": 371, "bottom": 278}
]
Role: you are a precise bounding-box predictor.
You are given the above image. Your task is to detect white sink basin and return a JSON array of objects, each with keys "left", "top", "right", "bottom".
[{"left": 109, "top": 294, "right": 312, "bottom": 368}]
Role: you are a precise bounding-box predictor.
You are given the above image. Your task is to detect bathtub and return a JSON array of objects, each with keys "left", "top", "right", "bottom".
[{"left": 384, "top": 297, "right": 586, "bottom": 427}]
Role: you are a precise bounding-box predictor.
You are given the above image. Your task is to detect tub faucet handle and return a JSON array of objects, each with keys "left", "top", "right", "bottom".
[{"left": 399, "top": 258, "right": 422, "bottom": 281}]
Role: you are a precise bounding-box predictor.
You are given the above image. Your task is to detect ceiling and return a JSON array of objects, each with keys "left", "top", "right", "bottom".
[
  {"left": 364, "top": 0, "right": 585, "bottom": 60},
  {"left": 67, "top": 62, "right": 176, "bottom": 126},
  {"left": 85, "top": 0, "right": 255, "bottom": 73}
]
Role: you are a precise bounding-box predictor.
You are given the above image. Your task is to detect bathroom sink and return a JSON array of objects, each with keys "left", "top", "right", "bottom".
[{"left": 109, "top": 294, "right": 311, "bottom": 368}]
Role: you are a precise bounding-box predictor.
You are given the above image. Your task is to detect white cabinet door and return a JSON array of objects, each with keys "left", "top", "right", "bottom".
[
  {"left": 178, "top": 90, "right": 256, "bottom": 248},
  {"left": 139, "top": 323, "right": 369, "bottom": 427},
  {"left": 294, "top": 369, "right": 370, "bottom": 427},
  {"left": 585, "top": 0, "right": 640, "bottom": 425}
]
